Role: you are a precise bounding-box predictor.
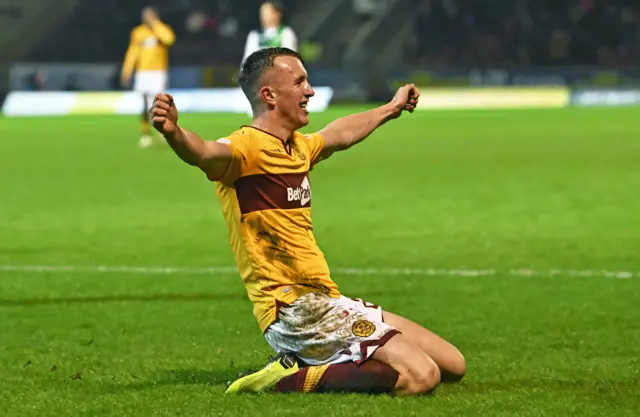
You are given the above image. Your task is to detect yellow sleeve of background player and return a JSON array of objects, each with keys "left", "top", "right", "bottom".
[
  {"left": 150, "top": 21, "right": 175, "bottom": 47},
  {"left": 121, "top": 30, "right": 140, "bottom": 79}
]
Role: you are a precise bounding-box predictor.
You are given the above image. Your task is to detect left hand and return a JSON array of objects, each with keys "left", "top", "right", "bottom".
[
  {"left": 389, "top": 84, "right": 420, "bottom": 118},
  {"left": 151, "top": 93, "right": 179, "bottom": 136}
]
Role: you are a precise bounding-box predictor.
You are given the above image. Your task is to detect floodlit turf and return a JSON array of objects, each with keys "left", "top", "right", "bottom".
[{"left": 1, "top": 107, "right": 639, "bottom": 416}]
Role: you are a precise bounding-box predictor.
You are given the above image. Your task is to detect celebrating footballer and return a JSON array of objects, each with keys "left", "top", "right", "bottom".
[{"left": 150, "top": 47, "right": 465, "bottom": 396}]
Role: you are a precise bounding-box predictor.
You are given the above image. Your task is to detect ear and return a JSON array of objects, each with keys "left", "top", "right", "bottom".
[{"left": 260, "top": 86, "right": 277, "bottom": 107}]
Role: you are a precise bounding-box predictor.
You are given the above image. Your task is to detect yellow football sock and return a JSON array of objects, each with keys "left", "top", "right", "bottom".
[{"left": 142, "top": 120, "right": 151, "bottom": 135}]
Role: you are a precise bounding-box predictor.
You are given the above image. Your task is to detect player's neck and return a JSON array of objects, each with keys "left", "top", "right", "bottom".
[{"left": 251, "top": 114, "right": 294, "bottom": 142}]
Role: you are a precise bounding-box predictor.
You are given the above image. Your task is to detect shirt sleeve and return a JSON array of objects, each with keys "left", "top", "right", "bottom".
[
  {"left": 212, "top": 135, "right": 256, "bottom": 185},
  {"left": 121, "top": 30, "right": 140, "bottom": 79},
  {"left": 303, "top": 132, "right": 327, "bottom": 166},
  {"left": 281, "top": 27, "right": 298, "bottom": 51}
]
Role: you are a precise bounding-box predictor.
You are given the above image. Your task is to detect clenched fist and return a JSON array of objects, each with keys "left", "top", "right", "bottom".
[
  {"left": 151, "top": 93, "right": 179, "bottom": 136},
  {"left": 388, "top": 84, "right": 420, "bottom": 119}
]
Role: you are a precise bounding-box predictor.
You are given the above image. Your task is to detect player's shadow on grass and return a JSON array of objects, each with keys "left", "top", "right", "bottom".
[
  {"left": 114, "top": 375, "right": 640, "bottom": 398},
  {"left": 106, "top": 368, "right": 245, "bottom": 394}
]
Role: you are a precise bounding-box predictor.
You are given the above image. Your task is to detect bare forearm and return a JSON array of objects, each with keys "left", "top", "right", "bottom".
[
  {"left": 321, "top": 103, "right": 396, "bottom": 150},
  {"left": 164, "top": 126, "right": 207, "bottom": 167}
]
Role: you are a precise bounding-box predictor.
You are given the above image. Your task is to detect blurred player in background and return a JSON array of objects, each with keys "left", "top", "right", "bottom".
[
  {"left": 242, "top": 1, "right": 297, "bottom": 65},
  {"left": 121, "top": 6, "right": 175, "bottom": 148},
  {"left": 150, "top": 47, "right": 465, "bottom": 396}
]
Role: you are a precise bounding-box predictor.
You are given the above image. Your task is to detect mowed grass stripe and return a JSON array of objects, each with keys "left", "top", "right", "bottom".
[{"left": 1, "top": 264, "right": 639, "bottom": 278}]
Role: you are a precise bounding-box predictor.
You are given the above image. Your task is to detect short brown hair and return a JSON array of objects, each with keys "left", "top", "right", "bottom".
[{"left": 238, "top": 47, "right": 304, "bottom": 111}]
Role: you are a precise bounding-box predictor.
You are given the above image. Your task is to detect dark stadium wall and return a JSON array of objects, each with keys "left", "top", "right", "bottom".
[{"left": 0, "top": 90, "right": 7, "bottom": 109}]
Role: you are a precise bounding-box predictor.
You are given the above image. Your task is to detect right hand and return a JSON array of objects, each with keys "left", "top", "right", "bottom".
[
  {"left": 151, "top": 93, "right": 179, "bottom": 136},
  {"left": 388, "top": 83, "right": 420, "bottom": 119}
]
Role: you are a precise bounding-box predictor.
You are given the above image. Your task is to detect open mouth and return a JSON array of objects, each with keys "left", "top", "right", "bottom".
[{"left": 299, "top": 101, "right": 308, "bottom": 111}]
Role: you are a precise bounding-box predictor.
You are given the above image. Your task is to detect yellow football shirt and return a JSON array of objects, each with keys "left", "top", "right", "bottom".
[
  {"left": 122, "top": 22, "right": 175, "bottom": 79},
  {"left": 213, "top": 126, "right": 340, "bottom": 332}
]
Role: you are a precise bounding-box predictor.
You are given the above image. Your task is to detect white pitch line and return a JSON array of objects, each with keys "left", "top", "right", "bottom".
[{"left": 0, "top": 265, "right": 636, "bottom": 279}]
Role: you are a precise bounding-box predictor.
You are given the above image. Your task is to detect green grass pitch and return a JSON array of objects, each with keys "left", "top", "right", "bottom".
[{"left": 1, "top": 106, "right": 639, "bottom": 416}]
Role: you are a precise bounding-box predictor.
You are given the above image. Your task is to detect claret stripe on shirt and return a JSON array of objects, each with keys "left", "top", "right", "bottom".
[{"left": 235, "top": 172, "right": 311, "bottom": 214}]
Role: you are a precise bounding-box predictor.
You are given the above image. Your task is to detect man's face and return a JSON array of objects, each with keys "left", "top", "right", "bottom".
[
  {"left": 260, "top": 3, "right": 281, "bottom": 28},
  {"left": 261, "top": 56, "right": 314, "bottom": 129}
]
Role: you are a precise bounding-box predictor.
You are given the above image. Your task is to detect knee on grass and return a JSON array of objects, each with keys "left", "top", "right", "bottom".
[
  {"left": 441, "top": 349, "right": 466, "bottom": 383},
  {"left": 397, "top": 361, "right": 441, "bottom": 395}
]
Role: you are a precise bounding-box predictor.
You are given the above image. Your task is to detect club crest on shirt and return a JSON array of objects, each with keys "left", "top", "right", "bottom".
[
  {"left": 291, "top": 142, "right": 306, "bottom": 161},
  {"left": 352, "top": 320, "right": 376, "bottom": 337}
]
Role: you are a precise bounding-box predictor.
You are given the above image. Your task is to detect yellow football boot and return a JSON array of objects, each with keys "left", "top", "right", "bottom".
[{"left": 224, "top": 354, "right": 299, "bottom": 394}]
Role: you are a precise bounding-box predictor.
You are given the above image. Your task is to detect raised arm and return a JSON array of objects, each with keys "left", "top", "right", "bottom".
[
  {"left": 151, "top": 94, "right": 232, "bottom": 180},
  {"left": 149, "top": 20, "right": 175, "bottom": 47},
  {"left": 318, "top": 84, "right": 420, "bottom": 156}
]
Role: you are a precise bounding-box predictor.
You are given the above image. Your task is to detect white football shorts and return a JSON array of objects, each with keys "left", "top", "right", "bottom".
[
  {"left": 133, "top": 70, "right": 168, "bottom": 96},
  {"left": 264, "top": 292, "right": 400, "bottom": 366}
]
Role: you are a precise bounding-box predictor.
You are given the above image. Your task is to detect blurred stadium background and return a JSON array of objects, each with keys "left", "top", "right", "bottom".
[
  {"left": 1, "top": 1, "right": 640, "bottom": 416},
  {"left": 1, "top": 0, "right": 639, "bottom": 108}
]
